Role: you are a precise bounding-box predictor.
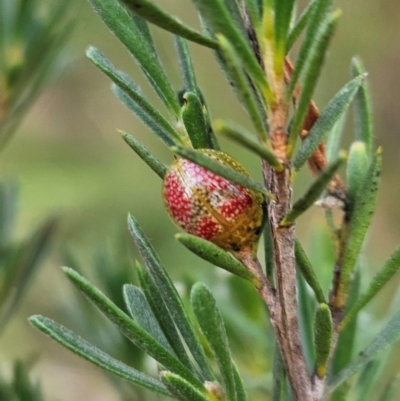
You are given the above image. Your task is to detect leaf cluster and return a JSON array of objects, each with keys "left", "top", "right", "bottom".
[{"left": 0, "top": 0, "right": 70, "bottom": 150}]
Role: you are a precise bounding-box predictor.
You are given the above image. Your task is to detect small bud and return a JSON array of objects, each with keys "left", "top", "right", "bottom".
[
  {"left": 204, "top": 381, "right": 225, "bottom": 401},
  {"left": 163, "top": 149, "right": 264, "bottom": 253}
]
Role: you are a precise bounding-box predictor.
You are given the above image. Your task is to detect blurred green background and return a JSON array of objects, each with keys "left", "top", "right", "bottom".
[{"left": 1, "top": 0, "right": 400, "bottom": 399}]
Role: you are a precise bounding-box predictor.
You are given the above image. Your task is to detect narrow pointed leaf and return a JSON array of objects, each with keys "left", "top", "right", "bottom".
[
  {"left": 62, "top": 267, "right": 202, "bottom": 387},
  {"left": 328, "top": 310, "right": 400, "bottom": 391},
  {"left": 160, "top": 372, "right": 210, "bottom": 401},
  {"left": 174, "top": 37, "right": 198, "bottom": 94},
  {"left": 341, "top": 245, "right": 400, "bottom": 331},
  {"left": 87, "top": 0, "right": 180, "bottom": 114},
  {"left": 232, "top": 362, "right": 247, "bottom": 401},
  {"left": 297, "top": 271, "right": 316, "bottom": 371},
  {"left": 191, "top": 282, "right": 237, "bottom": 401},
  {"left": 120, "top": 131, "right": 167, "bottom": 178},
  {"left": 216, "top": 35, "right": 267, "bottom": 139},
  {"left": 175, "top": 233, "right": 260, "bottom": 285},
  {"left": 282, "top": 153, "right": 346, "bottom": 225},
  {"left": 127, "top": 215, "right": 215, "bottom": 381},
  {"left": 172, "top": 146, "right": 273, "bottom": 197},
  {"left": 286, "top": 0, "right": 319, "bottom": 52},
  {"left": 330, "top": 270, "right": 361, "bottom": 377},
  {"left": 113, "top": 86, "right": 178, "bottom": 147},
  {"left": 136, "top": 263, "right": 194, "bottom": 371},
  {"left": 294, "top": 75, "right": 364, "bottom": 169},
  {"left": 181, "top": 92, "right": 212, "bottom": 149},
  {"left": 325, "top": 111, "right": 347, "bottom": 163},
  {"left": 129, "top": 13, "right": 156, "bottom": 53},
  {"left": 287, "top": 0, "right": 333, "bottom": 96},
  {"left": 295, "top": 240, "right": 325, "bottom": 303},
  {"left": 123, "top": 285, "right": 173, "bottom": 353},
  {"left": 190, "top": 0, "right": 273, "bottom": 102},
  {"left": 220, "top": 0, "right": 247, "bottom": 36},
  {"left": 215, "top": 120, "right": 282, "bottom": 170},
  {"left": 244, "top": 0, "right": 262, "bottom": 29},
  {"left": 87, "top": 47, "right": 180, "bottom": 145},
  {"left": 314, "top": 303, "right": 333, "bottom": 378},
  {"left": 354, "top": 358, "right": 386, "bottom": 401},
  {"left": 273, "top": 0, "right": 296, "bottom": 65},
  {"left": 0, "top": 217, "right": 57, "bottom": 327},
  {"left": 120, "top": 0, "right": 218, "bottom": 49},
  {"left": 272, "top": 347, "right": 287, "bottom": 401},
  {"left": 346, "top": 141, "right": 368, "bottom": 206},
  {"left": 351, "top": 57, "right": 373, "bottom": 156},
  {"left": 288, "top": 11, "right": 339, "bottom": 155},
  {"left": 336, "top": 149, "right": 382, "bottom": 308},
  {"left": 29, "top": 315, "right": 170, "bottom": 396}
]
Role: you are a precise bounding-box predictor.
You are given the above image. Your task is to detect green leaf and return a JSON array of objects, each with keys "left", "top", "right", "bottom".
[
  {"left": 295, "top": 240, "right": 325, "bottom": 304},
  {"left": 272, "top": 346, "right": 287, "bottom": 401},
  {"left": 286, "top": 0, "right": 318, "bottom": 52},
  {"left": 336, "top": 148, "right": 382, "bottom": 308},
  {"left": 8, "top": 360, "right": 43, "bottom": 401},
  {"left": 113, "top": 85, "right": 179, "bottom": 147},
  {"left": 346, "top": 141, "right": 369, "bottom": 207},
  {"left": 181, "top": 92, "right": 212, "bottom": 149},
  {"left": 0, "top": 217, "right": 57, "bottom": 328},
  {"left": 328, "top": 309, "right": 400, "bottom": 392},
  {"left": 351, "top": 57, "right": 373, "bottom": 156},
  {"left": 216, "top": 35, "right": 267, "bottom": 140},
  {"left": 175, "top": 233, "right": 260, "bottom": 285},
  {"left": 87, "top": 0, "right": 180, "bottom": 114},
  {"left": 220, "top": 0, "right": 247, "bottom": 36},
  {"left": 286, "top": 0, "right": 333, "bottom": 97},
  {"left": 215, "top": 119, "right": 282, "bottom": 170},
  {"left": 354, "top": 358, "right": 386, "bottom": 401},
  {"left": 232, "top": 362, "right": 247, "bottom": 401},
  {"left": 288, "top": 11, "right": 340, "bottom": 155},
  {"left": 120, "top": 131, "right": 167, "bottom": 178},
  {"left": 282, "top": 153, "right": 346, "bottom": 225},
  {"left": 136, "top": 263, "right": 194, "bottom": 371},
  {"left": 273, "top": 0, "right": 296, "bottom": 67},
  {"left": 120, "top": 0, "right": 218, "bottom": 49},
  {"left": 190, "top": 0, "right": 273, "bottom": 103},
  {"left": 330, "top": 270, "right": 361, "bottom": 377},
  {"left": 128, "top": 13, "right": 157, "bottom": 53},
  {"left": 294, "top": 75, "right": 364, "bottom": 169},
  {"left": 340, "top": 245, "right": 400, "bottom": 331},
  {"left": 244, "top": 0, "right": 262, "bottom": 29},
  {"left": 160, "top": 372, "right": 210, "bottom": 401},
  {"left": 297, "top": 271, "right": 316, "bottom": 372},
  {"left": 172, "top": 146, "right": 273, "bottom": 197},
  {"left": 325, "top": 111, "right": 347, "bottom": 163},
  {"left": 62, "top": 267, "right": 202, "bottom": 387},
  {"left": 87, "top": 47, "right": 180, "bottom": 146},
  {"left": 123, "top": 284, "right": 173, "bottom": 353},
  {"left": 174, "top": 36, "right": 199, "bottom": 94},
  {"left": 29, "top": 315, "right": 170, "bottom": 396},
  {"left": 191, "top": 282, "right": 237, "bottom": 401},
  {"left": 314, "top": 303, "right": 333, "bottom": 378},
  {"left": 127, "top": 215, "right": 215, "bottom": 381}
]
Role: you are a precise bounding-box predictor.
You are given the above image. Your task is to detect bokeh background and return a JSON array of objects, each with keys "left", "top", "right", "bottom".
[{"left": 1, "top": 0, "right": 400, "bottom": 399}]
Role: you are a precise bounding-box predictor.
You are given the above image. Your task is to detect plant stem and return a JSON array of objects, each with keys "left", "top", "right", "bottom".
[{"left": 264, "top": 160, "right": 315, "bottom": 401}]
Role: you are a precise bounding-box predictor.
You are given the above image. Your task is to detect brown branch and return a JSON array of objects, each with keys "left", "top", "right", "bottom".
[{"left": 263, "top": 159, "right": 313, "bottom": 401}]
